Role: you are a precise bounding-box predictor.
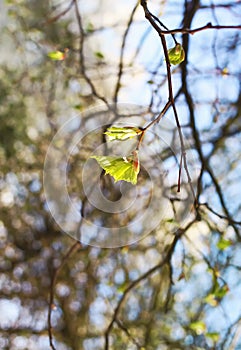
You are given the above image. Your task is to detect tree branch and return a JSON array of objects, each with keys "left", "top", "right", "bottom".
[
  {"left": 48, "top": 241, "right": 81, "bottom": 350},
  {"left": 149, "top": 23, "right": 241, "bottom": 36},
  {"left": 104, "top": 231, "right": 182, "bottom": 349}
]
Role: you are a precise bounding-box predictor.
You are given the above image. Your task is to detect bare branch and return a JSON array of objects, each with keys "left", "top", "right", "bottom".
[
  {"left": 113, "top": 1, "right": 139, "bottom": 104},
  {"left": 158, "top": 22, "right": 241, "bottom": 36},
  {"left": 104, "top": 232, "right": 182, "bottom": 349},
  {"left": 73, "top": 0, "right": 109, "bottom": 106},
  {"left": 46, "top": 0, "right": 75, "bottom": 24},
  {"left": 48, "top": 241, "right": 81, "bottom": 350},
  {"left": 140, "top": 0, "right": 197, "bottom": 205}
]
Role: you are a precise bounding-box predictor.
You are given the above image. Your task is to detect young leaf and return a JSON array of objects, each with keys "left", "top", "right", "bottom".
[
  {"left": 214, "top": 285, "right": 229, "bottom": 299},
  {"left": 216, "top": 237, "right": 232, "bottom": 250},
  {"left": 204, "top": 293, "right": 218, "bottom": 307},
  {"left": 91, "top": 150, "right": 140, "bottom": 185},
  {"left": 206, "top": 332, "right": 220, "bottom": 342},
  {"left": 104, "top": 126, "right": 142, "bottom": 141},
  {"left": 168, "top": 43, "right": 185, "bottom": 65},
  {"left": 95, "top": 51, "right": 105, "bottom": 59},
  {"left": 86, "top": 22, "right": 94, "bottom": 33},
  {"left": 190, "top": 321, "right": 206, "bottom": 335},
  {"left": 47, "top": 49, "right": 68, "bottom": 61}
]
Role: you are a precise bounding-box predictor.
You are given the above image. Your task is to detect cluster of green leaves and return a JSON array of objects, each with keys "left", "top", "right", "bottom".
[
  {"left": 91, "top": 126, "right": 142, "bottom": 185},
  {"left": 205, "top": 281, "right": 229, "bottom": 307},
  {"left": 90, "top": 41, "right": 185, "bottom": 183}
]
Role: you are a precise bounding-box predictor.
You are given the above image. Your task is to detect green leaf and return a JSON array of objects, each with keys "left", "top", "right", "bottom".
[
  {"left": 214, "top": 285, "right": 229, "bottom": 299},
  {"left": 73, "top": 104, "right": 83, "bottom": 110},
  {"left": 206, "top": 332, "right": 219, "bottom": 342},
  {"left": 95, "top": 51, "right": 105, "bottom": 60},
  {"left": 91, "top": 150, "right": 140, "bottom": 185},
  {"left": 86, "top": 22, "right": 94, "bottom": 33},
  {"left": 204, "top": 293, "right": 218, "bottom": 307},
  {"left": 216, "top": 238, "right": 232, "bottom": 250},
  {"left": 47, "top": 50, "right": 66, "bottom": 61},
  {"left": 190, "top": 321, "right": 206, "bottom": 335},
  {"left": 117, "top": 282, "right": 128, "bottom": 293},
  {"left": 168, "top": 43, "right": 185, "bottom": 65},
  {"left": 104, "top": 126, "right": 142, "bottom": 141}
]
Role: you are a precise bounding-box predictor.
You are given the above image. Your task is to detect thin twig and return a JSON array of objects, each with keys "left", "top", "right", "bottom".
[
  {"left": 104, "top": 232, "right": 182, "bottom": 349},
  {"left": 48, "top": 241, "right": 81, "bottom": 350},
  {"left": 46, "top": 0, "right": 75, "bottom": 24},
  {"left": 200, "top": 202, "right": 241, "bottom": 225},
  {"left": 113, "top": 1, "right": 139, "bottom": 104},
  {"left": 143, "top": 100, "right": 172, "bottom": 130},
  {"left": 116, "top": 319, "right": 143, "bottom": 349},
  {"left": 73, "top": 0, "right": 109, "bottom": 106},
  {"left": 147, "top": 11, "right": 177, "bottom": 44},
  {"left": 152, "top": 22, "right": 241, "bottom": 36},
  {"left": 179, "top": 0, "right": 240, "bottom": 237},
  {"left": 140, "top": 0, "right": 197, "bottom": 204}
]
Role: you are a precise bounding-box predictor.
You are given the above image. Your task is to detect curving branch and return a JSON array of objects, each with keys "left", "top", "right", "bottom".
[
  {"left": 140, "top": 0, "right": 197, "bottom": 203},
  {"left": 46, "top": 0, "right": 75, "bottom": 24},
  {"left": 48, "top": 241, "right": 81, "bottom": 350},
  {"left": 73, "top": 0, "right": 109, "bottom": 106},
  {"left": 104, "top": 230, "right": 184, "bottom": 349},
  {"left": 179, "top": 0, "right": 240, "bottom": 237},
  {"left": 113, "top": 1, "right": 139, "bottom": 104}
]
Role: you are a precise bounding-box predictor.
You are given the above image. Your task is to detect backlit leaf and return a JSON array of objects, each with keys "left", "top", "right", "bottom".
[
  {"left": 47, "top": 50, "right": 67, "bottom": 61},
  {"left": 204, "top": 293, "right": 218, "bottom": 307},
  {"left": 214, "top": 285, "right": 229, "bottom": 299},
  {"left": 206, "top": 332, "right": 220, "bottom": 342},
  {"left": 105, "top": 126, "right": 142, "bottom": 141},
  {"left": 221, "top": 67, "right": 229, "bottom": 76},
  {"left": 216, "top": 238, "right": 232, "bottom": 250},
  {"left": 190, "top": 321, "right": 206, "bottom": 335},
  {"left": 91, "top": 150, "right": 140, "bottom": 185},
  {"left": 168, "top": 43, "right": 185, "bottom": 65}
]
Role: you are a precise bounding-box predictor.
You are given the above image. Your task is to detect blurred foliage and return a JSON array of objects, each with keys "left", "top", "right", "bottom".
[{"left": 0, "top": 1, "right": 241, "bottom": 350}]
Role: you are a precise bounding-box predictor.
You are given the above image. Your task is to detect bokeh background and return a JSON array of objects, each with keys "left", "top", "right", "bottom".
[{"left": 0, "top": 0, "right": 241, "bottom": 349}]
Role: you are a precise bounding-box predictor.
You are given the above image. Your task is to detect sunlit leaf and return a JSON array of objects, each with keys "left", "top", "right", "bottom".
[
  {"left": 117, "top": 282, "right": 128, "bottom": 293},
  {"left": 104, "top": 126, "right": 142, "bottom": 141},
  {"left": 204, "top": 293, "right": 218, "bottom": 307},
  {"left": 91, "top": 151, "right": 140, "bottom": 185},
  {"left": 207, "top": 267, "right": 220, "bottom": 278},
  {"left": 47, "top": 50, "right": 67, "bottom": 61},
  {"left": 206, "top": 332, "right": 220, "bottom": 342},
  {"left": 190, "top": 321, "right": 206, "bottom": 335},
  {"left": 168, "top": 43, "right": 185, "bottom": 65},
  {"left": 121, "top": 246, "right": 129, "bottom": 253},
  {"left": 214, "top": 285, "right": 229, "bottom": 299},
  {"left": 216, "top": 238, "right": 232, "bottom": 250},
  {"left": 221, "top": 67, "right": 229, "bottom": 76}
]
